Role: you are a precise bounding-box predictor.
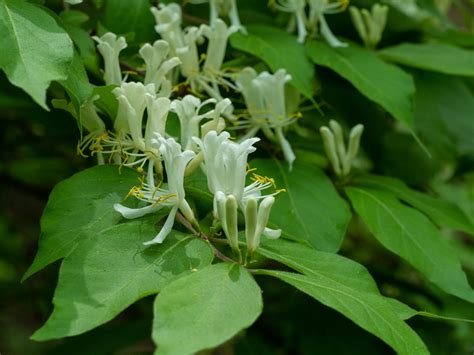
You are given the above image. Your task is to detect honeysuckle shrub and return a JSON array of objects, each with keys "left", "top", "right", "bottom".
[{"left": 1, "top": 0, "right": 474, "bottom": 353}]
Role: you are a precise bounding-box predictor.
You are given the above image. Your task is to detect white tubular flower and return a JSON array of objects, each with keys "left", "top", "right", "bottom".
[
  {"left": 252, "top": 69, "right": 296, "bottom": 169},
  {"left": 189, "top": 0, "right": 246, "bottom": 32},
  {"left": 201, "top": 19, "right": 239, "bottom": 75},
  {"left": 114, "top": 135, "right": 196, "bottom": 245},
  {"left": 320, "top": 120, "right": 364, "bottom": 177},
  {"left": 150, "top": 3, "right": 184, "bottom": 49},
  {"left": 235, "top": 67, "right": 266, "bottom": 125},
  {"left": 215, "top": 191, "right": 240, "bottom": 253},
  {"left": 112, "top": 82, "right": 156, "bottom": 151},
  {"left": 139, "top": 40, "right": 181, "bottom": 96},
  {"left": 275, "top": 0, "right": 308, "bottom": 43},
  {"left": 176, "top": 27, "right": 202, "bottom": 86},
  {"left": 171, "top": 95, "right": 216, "bottom": 151},
  {"left": 93, "top": 32, "right": 127, "bottom": 85},
  {"left": 308, "top": 0, "right": 348, "bottom": 48},
  {"left": 244, "top": 196, "right": 281, "bottom": 255}
]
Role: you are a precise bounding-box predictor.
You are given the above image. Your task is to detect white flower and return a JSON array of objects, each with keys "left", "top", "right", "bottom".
[
  {"left": 349, "top": 4, "right": 388, "bottom": 49},
  {"left": 114, "top": 135, "right": 196, "bottom": 245},
  {"left": 308, "top": 0, "right": 348, "bottom": 48},
  {"left": 194, "top": 130, "right": 282, "bottom": 253},
  {"left": 275, "top": 0, "right": 308, "bottom": 43},
  {"left": 93, "top": 32, "right": 127, "bottom": 85},
  {"left": 189, "top": 0, "right": 246, "bottom": 33},
  {"left": 151, "top": 4, "right": 184, "bottom": 50},
  {"left": 139, "top": 40, "right": 181, "bottom": 96},
  {"left": 236, "top": 68, "right": 297, "bottom": 169},
  {"left": 171, "top": 95, "right": 231, "bottom": 151},
  {"left": 320, "top": 120, "right": 364, "bottom": 177}
]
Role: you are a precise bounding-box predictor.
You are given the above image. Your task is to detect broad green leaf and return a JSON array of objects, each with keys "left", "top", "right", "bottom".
[
  {"left": 23, "top": 165, "right": 140, "bottom": 280},
  {"left": 32, "top": 223, "right": 213, "bottom": 340},
  {"left": 252, "top": 159, "right": 351, "bottom": 252},
  {"left": 379, "top": 43, "right": 474, "bottom": 76},
  {"left": 59, "top": 50, "right": 93, "bottom": 125},
  {"left": 306, "top": 41, "right": 415, "bottom": 129},
  {"left": 257, "top": 239, "right": 416, "bottom": 320},
  {"left": 346, "top": 187, "right": 474, "bottom": 302},
  {"left": 93, "top": 85, "right": 119, "bottom": 119},
  {"left": 103, "top": 0, "right": 155, "bottom": 43},
  {"left": 353, "top": 173, "right": 474, "bottom": 235},
  {"left": 0, "top": 0, "right": 74, "bottom": 109},
  {"left": 413, "top": 71, "right": 474, "bottom": 157},
  {"left": 230, "top": 25, "right": 314, "bottom": 99},
  {"left": 152, "top": 263, "right": 262, "bottom": 355}
]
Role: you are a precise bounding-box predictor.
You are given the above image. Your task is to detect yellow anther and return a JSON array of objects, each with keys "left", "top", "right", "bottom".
[
  {"left": 251, "top": 173, "right": 276, "bottom": 188},
  {"left": 137, "top": 166, "right": 144, "bottom": 173},
  {"left": 76, "top": 144, "right": 88, "bottom": 158},
  {"left": 246, "top": 163, "right": 257, "bottom": 174}
]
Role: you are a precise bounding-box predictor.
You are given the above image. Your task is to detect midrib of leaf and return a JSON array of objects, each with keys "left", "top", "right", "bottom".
[{"left": 351, "top": 187, "right": 437, "bottom": 266}]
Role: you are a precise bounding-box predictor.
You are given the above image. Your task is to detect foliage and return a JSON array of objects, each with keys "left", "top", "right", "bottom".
[{"left": 1, "top": 0, "right": 474, "bottom": 354}]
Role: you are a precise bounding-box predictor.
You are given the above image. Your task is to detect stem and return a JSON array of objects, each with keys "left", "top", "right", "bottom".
[{"left": 176, "top": 212, "right": 236, "bottom": 264}]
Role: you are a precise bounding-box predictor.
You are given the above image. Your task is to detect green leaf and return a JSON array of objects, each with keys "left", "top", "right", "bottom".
[
  {"left": 353, "top": 174, "right": 474, "bottom": 235},
  {"left": 0, "top": 0, "right": 74, "bottom": 109},
  {"left": 379, "top": 43, "right": 474, "bottom": 76},
  {"left": 93, "top": 85, "right": 119, "bottom": 119},
  {"left": 32, "top": 223, "right": 213, "bottom": 340},
  {"left": 103, "top": 0, "right": 155, "bottom": 44},
  {"left": 254, "top": 239, "right": 428, "bottom": 355},
  {"left": 413, "top": 71, "right": 474, "bottom": 157},
  {"left": 59, "top": 50, "right": 93, "bottom": 124},
  {"left": 23, "top": 165, "right": 140, "bottom": 280},
  {"left": 346, "top": 186, "right": 474, "bottom": 302},
  {"left": 252, "top": 159, "right": 351, "bottom": 252},
  {"left": 152, "top": 263, "right": 262, "bottom": 355},
  {"left": 230, "top": 25, "right": 315, "bottom": 99},
  {"left": 306, "top": 41, "right": 415, "bottom": 129}
]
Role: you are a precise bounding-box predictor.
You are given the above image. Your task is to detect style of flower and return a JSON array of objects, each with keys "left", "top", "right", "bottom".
[
  {"left": 320, "top": 120, "right": 364, "bottom": 177},
  {"left": 114, "top": 135, "right": 196, "bottom": 245},
  {"left": 236, "top": 67, "right": 297, "bottom": 169},
  {"left": 93, "top": 32, "right": 127, "bottom": 85}
]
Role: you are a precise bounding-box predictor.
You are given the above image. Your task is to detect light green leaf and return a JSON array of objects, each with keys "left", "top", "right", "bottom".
[
  {"left": 306, "top": 41, "right": 415, "bottom": 129},
  {"left": 252, "top": 159, "right": 351, "bottom": 252},
  {"left": 0, "top": 0, "right": 73, "bottom": 109},
  {"left": 346, "top": 186, "right": 474, "bottom": 302},
  {"left": 230, "top": 25, "right": 314, "bottom": 99},
  {"left": 353, "top": 173, "right": 474, "bottom": 235},
  {"left": 32, "top": 223, "right": 213, "bottom": 340},
  {"left": 258, "top": 270, "right": 427, "bottom": 355},
  {"left": 379, "top": 42, "right": 474, "bottom": 76},
  {"left": 152, "top": 263, "right": 262, "bottom": 355},
  {"left": 23, "top": 165, "right": 140, "bottom": 280}
]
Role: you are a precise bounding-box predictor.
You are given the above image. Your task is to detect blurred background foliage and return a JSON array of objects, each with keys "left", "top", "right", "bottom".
[{"left": 0, "top": 0, "right": 473, "bottom": 353}]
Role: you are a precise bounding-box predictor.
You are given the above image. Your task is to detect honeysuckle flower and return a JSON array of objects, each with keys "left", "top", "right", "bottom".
[
  {"left": 171, "top": 96, "right": 231, "bottom": 151},
  {"left": 151, "top": 3, "right": 184, "bottom": 50},
  {"left": 139, "top": 40, "right": 181, "bottom": 96},
  {"left": 308, "top": 0, "right": 348, "bottom": 48},
  {"left": 215, "top": 191, "right": 240, "bottom": 252},
  {"left": 320, "top": 120, "right": 364, "bottom": 177},
  {"left": 244, "top": 196, "right": 280, "bottom": 255},
  {"left": 236, "top": 68, "right": 297, "bottom": 169},
  {"left": 275, "top": 0, "right": 308, "bottom": 43},
  {"left": 93, "top": 32, "right": 127, "bottom": 85},
  {"left": 175, "top": 26, "right": 202, "bottom": 85},
  {"left": 349, "top": 4, "right": 388, "bottom": 48},
  {"left": 189, "top": 0, "right": 246, "bottom": 33},
  {"left": 114, "top": 135, "right": 196, "bottom": 245}
]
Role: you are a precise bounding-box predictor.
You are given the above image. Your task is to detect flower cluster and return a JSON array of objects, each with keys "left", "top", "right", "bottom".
[
  {"left": 74, "top": 3, "right": 296, "bottom": 257},
  {"left": 274, "top": 0, "right": 349, "bottom": 46}
]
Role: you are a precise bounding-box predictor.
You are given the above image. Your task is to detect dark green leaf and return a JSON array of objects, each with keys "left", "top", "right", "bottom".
[
  {"left": 306, "top": 41, "right": 415, "bottom": 129},
  {"left": 353, "top": 174, "right": 474, "bottom": 235},
  {"left": 252, "top": 159, "right": 351, "bottom": 252},
  {"left": 32, "top": 223, "right": 213, "bottom": 340},
  {"left": 379, "top": 43, "right": 474, "bottom": 76},
  {"left": 346, "top": 186, "right": 474, "bottom": 302},
  {"left": 152, "top": 263, "right": 262, "bottom": 354},
  {"left": 23, "top": 165, "right": 140, "bottom": 280},
  {"left": 0, "top": 0, "right": 74, "bottom": 108},
  {"left": 230, "top": 25, "right": 315, "bottom": 99}
]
